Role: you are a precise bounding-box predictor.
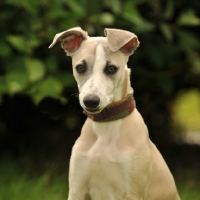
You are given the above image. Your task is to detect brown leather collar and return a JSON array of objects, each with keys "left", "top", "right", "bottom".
[{"left": 83, "top": 94, "right": 135, "bottom": 122}]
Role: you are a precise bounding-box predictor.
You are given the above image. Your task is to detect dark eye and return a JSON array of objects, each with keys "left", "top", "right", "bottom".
[
  {"left": 76, "top": 64, "right": 86, "bottom": 74},
  {"left": 104, "top": 65, "right": 118, "bottom": 75}
]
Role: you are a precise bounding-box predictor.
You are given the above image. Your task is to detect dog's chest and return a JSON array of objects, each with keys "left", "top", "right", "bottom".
[
  {"left": 87, "top": 140, "right": 129, "bottom": 199},
  {"left": 88, "top": 121, "right": 126, "bottom": 163},
  {"left": 72, "top": 121, "right": 133, "bottom": 198},
  {"left": 87, "top": 133, "right": 123, "bottom": 164}
]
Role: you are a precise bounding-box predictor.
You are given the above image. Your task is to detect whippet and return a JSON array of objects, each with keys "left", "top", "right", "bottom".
[{"left": 49, "top": 27, "right": 180, "bottom": 200}]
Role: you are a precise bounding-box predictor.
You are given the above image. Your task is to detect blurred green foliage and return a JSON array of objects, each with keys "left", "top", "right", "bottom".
[
  {"left": 0, "top": 0, "right": 200, "bottom": 142},
  {"left": 1, "top": 0, "right": 199, "bottom": 101},
  {"left": 173, "top": 90, "right": 200, "bottom": 131}
]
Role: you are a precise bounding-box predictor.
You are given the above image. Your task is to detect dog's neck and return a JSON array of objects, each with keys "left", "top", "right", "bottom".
[{"left": 84, "top": 93, "right": 135, "bottom": 122}]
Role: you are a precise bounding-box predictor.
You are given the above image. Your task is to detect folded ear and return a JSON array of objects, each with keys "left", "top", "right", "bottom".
[
  {"left": 104, "top": 28, "right": 139, "bottom": 55},
  {"left": 49, "top": 27, "right": 88, "bottom": 56}
]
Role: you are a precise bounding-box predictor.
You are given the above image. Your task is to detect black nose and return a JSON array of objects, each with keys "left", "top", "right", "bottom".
[{"left": 83, "top": 95, "right": 100, "bottom": 108}]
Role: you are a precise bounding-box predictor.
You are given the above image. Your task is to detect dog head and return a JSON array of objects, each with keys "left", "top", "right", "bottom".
[{"left": 49, "top": 27, "right": 139, "bottom": 114}]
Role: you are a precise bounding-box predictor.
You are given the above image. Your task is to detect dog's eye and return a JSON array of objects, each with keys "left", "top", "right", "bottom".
[
  {"left": 76, "top": 64, "right": 86, "bottom": 73},
  {"left": 104, "top": 65, "right": 118, "bottom": 75}
]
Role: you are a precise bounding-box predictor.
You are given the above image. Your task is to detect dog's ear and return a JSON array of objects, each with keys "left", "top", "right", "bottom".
[
  {"left": 49, "top": 27, "right": 88, "bottom": 55},
  {"left": 104, "top": 28, "right": 139, "bottom": 55}
]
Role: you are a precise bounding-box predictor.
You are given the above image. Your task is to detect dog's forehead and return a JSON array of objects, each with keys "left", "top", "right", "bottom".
[
  {"left": 81, "top": 37, "right": 108, "bottom": 53},
  {"left": 72, "top": 36, "right": 127, "bottom": 66}
]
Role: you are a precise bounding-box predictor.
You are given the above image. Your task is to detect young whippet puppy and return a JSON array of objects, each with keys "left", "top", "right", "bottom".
[{"left": 49, "top": 27, "right": 180, "bottom": 200}]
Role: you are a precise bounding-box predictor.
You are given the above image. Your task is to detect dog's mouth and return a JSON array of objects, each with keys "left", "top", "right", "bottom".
[{"left": 84, "top": 108, "right": 103, "bottom": 114}]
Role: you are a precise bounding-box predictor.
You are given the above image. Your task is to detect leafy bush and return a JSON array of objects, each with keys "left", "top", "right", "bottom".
[{"left": 0, "top": 0, "right": 200, "bottom": 144}]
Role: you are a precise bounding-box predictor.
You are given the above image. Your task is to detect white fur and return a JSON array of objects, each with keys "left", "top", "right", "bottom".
[{"left": 78, "top": 44, "right": 114, "bottom": 112}]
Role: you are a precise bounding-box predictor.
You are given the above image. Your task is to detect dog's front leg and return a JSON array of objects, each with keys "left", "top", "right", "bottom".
[
  {"left": 68, "top": 191, "right": 88, "bottom": 200},
  {"left": 68, "top": 151, "right": 89, "bottom": 200},
  {"left": 68, "top": 175, "right": 88, "bottom": 200}
]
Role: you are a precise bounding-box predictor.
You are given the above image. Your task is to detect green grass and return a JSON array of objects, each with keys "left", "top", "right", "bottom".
[
  {"left": 178, "top": 185, "right": 200, "bottom": 200},
  {"left": 0, "top": 161, "right": 68, "bottom": 200},
  {"left": 175, "top": 167, "right": 200, "bottom": 200},
  {"left": 0, "top": 161, "right": 200, "bottom": 200}
]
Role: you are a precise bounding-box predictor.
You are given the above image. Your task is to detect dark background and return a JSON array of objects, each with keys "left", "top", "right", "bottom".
[{"left": 0, "top": 0, "right": 200, "bottom": 189}]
